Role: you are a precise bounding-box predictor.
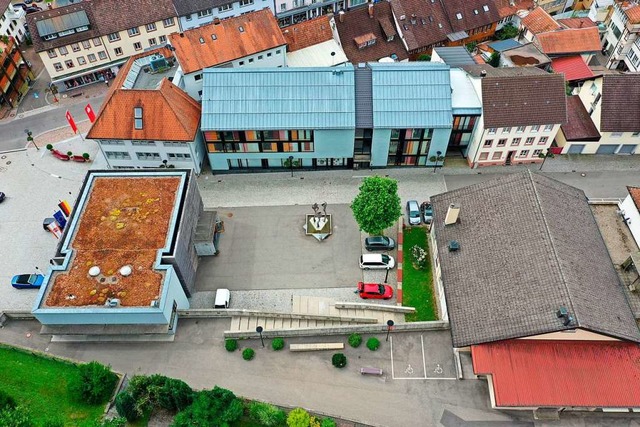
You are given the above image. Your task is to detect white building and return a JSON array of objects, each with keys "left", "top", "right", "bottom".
[
  {"left": 602, "top": 1, "right": 640, "bottom": 71},
  {"left": 1, "top": 2, "right": 27, "bottom": 43},
  {"left": 282, "top": 15, "right": 347, "bottom": 67},
  {"left": 173, "top": 0, "right": 275, "bottom": 31},
  {"left": 86, "top": 48, "right": 206, "bottom": 173},
  {"left": 462, "top": 66, "right": 567, "bottom": 167},
  {"left": 169, "top": 9, "right": 287, "bottom": 100},
  {"left": 619, "top": 187, "right": 640, "bottom": 249}
]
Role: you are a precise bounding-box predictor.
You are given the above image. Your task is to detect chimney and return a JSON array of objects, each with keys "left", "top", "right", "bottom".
[
  {"left": 368, "top": 3, "right": 374, "bottom": 18},
  {"left": 480, "top": 70, "right": 487, "bottom": 77},
  {"left": 411, "top": 14, "right": 417, "bottom": 24},
  {"left": 444, "top": 204, "right": 460, "bottom": 225},
  {"left": 339, "top": 10, "right": 345, "bottom": 23}
]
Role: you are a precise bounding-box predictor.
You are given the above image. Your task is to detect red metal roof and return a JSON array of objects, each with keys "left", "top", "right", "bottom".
[
  {"left": 472, "top": 340, "right": 640, "bottom": 408},
  {"left": 551, "top": 56, "right": 594, "bottom": 82}
]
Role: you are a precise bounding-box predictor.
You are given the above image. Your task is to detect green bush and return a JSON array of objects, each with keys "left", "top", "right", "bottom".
[
  {"left": 115, "top": 391, "right": 139, "bottom": 422},
  {"left": 331, "top": 353, "right": 347, "bottom": 368},
  {"left": 46, "top": 144, "right": 53, "bottom": 151},
  {"left": 158, "top": 378, "right": 193, "bottom": 411},
  {"left": 0, "top": 405, "right": 33, "bottom": 427},
  {"left": 66, "top": 151, "right": 73, "bottom": 157},
  {"left": 0, "top": 390, "right": 16, "bottom": 411},
  {"left": 225, "top": 339, "right": 238, "bottom": 352},
  {"left": 271, "top": 337, "right": 285, "bottom": 351},
  {"left": 96, "top": 418, "right": 127, "bottom": 427},
  {"left": 243, "top": 348, "right": 255, "bottom": 361},
  {"left": 286, "top": 408, "right": 310, "bottom": 427},
  {"left": 69, "top": 361, "right": 118, "bottom": 404},
  {"left": 321, "top": 418, "right": 337, "bottom": 427},
  {"left": 171, "top": 387, "right": 243, "bottom": 427},
  {"left": 249, "top": 401, "right": 286, "bottom": 427},
  {"left": 366, "top": 337, "right": 380, "bottom": 351},
  {"left": 40, "top": 417, "right": 64, "bottom": 427},
  {"left": 348, "top": 333, "right": 362, "bottom": 348}
]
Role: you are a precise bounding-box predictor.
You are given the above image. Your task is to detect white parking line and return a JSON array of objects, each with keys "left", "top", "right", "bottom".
[{"left": 391, "top": 334, "right": 457, "bottom": 381}]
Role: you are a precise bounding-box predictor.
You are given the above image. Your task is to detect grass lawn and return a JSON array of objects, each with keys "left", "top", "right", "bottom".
[
  {"left": 402, "top": 227, "right": 437, "bottom": 322},
  {"left": 0, "top": 345, "right": 109, "bottom": 426}
]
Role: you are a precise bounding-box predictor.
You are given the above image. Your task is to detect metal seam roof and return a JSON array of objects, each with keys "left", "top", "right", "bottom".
[{"left": 35, "top": 10, "right": 90, "bottom": 36}]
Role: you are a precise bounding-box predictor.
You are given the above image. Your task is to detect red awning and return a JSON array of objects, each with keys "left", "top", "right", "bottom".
[
  {"left": 472, "top": 340, "right": 640, "bottom": 408},
  {"left": 551, "top": 56, "right": 595, "bottom": 82}
]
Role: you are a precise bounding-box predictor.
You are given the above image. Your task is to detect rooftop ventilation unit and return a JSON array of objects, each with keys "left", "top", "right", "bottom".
[
  {"left": 106, "top": 298, "right": 121, "bottom": 308},
  {"left": 556, "top": 307, "right": 573, "bottom": 326},
  {"left": 149, "top": 54, "right": 168, "bottom": 72},
  {"left": 448, "top": 240, "right": 460, "bottom": 252}
]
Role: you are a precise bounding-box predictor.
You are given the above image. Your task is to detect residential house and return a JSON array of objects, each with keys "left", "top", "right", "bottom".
[
  {"left": 493, "top": 0, "right": 535, "bottom": 30},
  {"left": 282, "top": 15, "right": 348, "bottom": 67},
  {"left": 447, "top": 68, "right": 482, "bottom": 156},
  {"left": 200, "top": 62, "right": 455, "bottom": 172},
  {"left": 440, "top": 0, "right": 501, "bottom": 47},
  {"left": 551, "top": 55, "right": 596, "bottom": 82},
  {"left": 498, "top": 42, "right": 551, "bottom": 68},
  {"left": 32, "top": 170, "right": 216, "bottom": 339},
  {"left": 431, "top": 172, "right": 640, "bottom": 413},
  {"left": 619, "top": 186, "right": 640, "bottom": 248},
  {"left": 1, "top": 1, "right": 27, "bottom": 43},
  {"left": 26, "top": 0, "right": 180, "bottom": 92},
  {"left": 86, "top": 48, "right": 206, "bottom": 174},
  {"left": 172, "top": 0, "right": 275, "bottom": 31},
  {"left": 520, "top": 6, "right": 561, "bottom": 42},
  {"left": 169, "top": 9, "right": 287, "bottom": 100},
  {"left": 555, "top": 95, "right": 601, "bottom": 153},
  {"left": 536, "top": 0, "right": 570, "bottom": 15},
  {"left": 462, "top": 66, "right": 567, "bottom": 167},
  {"left": 560, "top": 74, "right": 640, "bottom": 154},
  {"left": 0, "top": 36, "right": 34, "bottom": 114},
  {"left": 275, "top": 0, "right": 345, "bottom": 28},
  {"left": 334, "top": 2, "right": 409, "bottom": 63},
  {"left": 602, "top": 1, "right": 640, "bottom": 71}
]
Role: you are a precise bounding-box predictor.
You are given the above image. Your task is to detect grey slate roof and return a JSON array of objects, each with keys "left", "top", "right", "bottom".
[
  {"left": 432, "top": 172, "right": 640, "bottom": 347},
  {"left": 601, "top": 74, "right": 640, "bottom": 132},
  {"left": 432, "top": 47, "right": 476, "bottom": 67},
  {"left": 172, "top": 0, "right": 232, "bottom": 16}
]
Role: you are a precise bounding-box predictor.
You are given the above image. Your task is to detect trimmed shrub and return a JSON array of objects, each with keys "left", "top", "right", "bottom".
[
  {"left": 46, "top": 144, "right": 53, "bottom": 151},
  {"left": 286, "top": 408, "right": 310, "bottom": 427},
  {"left": 366, "top": 337, "right": 380, "bottom": 351},
  {"left": 66, "top": 151, "right": 73, "bottom": 157},
  {"left": 0, "top": 390, "right": 16, "bottom": 411},
  {"left": 69, "top": 361, "right": 118, "bottom": 404},
  {"left": 243, "top": 348, "right": 255, "bottom": 361},
  {"left": 348, "top": 333, "right": 362, "bottom": 348},
  {"left": 115, "top": 391, "right": 139, "bottom": 422},
  {"left": 310, "top": 416, "right": 321, "bottom": 427},
  {"left": 249, "top": 401, "right": 286, "bottom": 427},
  {"left": 225, "top": 338, "right": 238, "bottom": 352},
  {"left": 82, "top": 152, "right": 90, "bottom": 160},
  {"left": 158, "top": 378, "right": 193, "bottom": 411},
  {"left": 331, "top": 353, "right": 347, "bottom": 368},
  {"left": 271, "top": 337, "right": 285, "bottom": 351},
  {"left": 172, "top": 387, "right": 243, "bottom": 427},
  {"left": 321, "top": 418, "right": 337, "bottom": 427}
]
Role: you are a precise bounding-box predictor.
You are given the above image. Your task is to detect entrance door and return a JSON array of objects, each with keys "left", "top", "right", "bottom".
[
  {"left": 505, "top": 150, "right": 516, "bottom": 165},
  {"left": 596, "top": 144, "right": 619, "bottom": 154}
]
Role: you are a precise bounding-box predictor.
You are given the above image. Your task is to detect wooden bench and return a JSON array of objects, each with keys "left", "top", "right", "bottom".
[
  {"left": 360, "top": 367, "right": 383, "bottom": 376},
  {"left": 289, "top": 343, "right": 344, "bottom": 352}
]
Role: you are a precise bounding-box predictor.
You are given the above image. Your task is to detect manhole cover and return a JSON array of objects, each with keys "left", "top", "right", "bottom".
[
  {"left": 1, "top": 155, "right": 6, "bottom": 159},
  {"left": 6, "top": 161, "right": 11, "bottom": 165}
]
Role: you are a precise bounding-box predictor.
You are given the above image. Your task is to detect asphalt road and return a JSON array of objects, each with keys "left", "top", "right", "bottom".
[{"left": 0, "top": 95, "right": 105, "bottom": 153}]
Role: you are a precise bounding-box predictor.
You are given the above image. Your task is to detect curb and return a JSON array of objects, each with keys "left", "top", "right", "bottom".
[{"left": 396, "top": 218, "right": 404, "bottom": 305}]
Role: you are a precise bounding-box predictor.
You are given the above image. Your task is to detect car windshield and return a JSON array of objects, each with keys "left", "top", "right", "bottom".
[
  {"left": 27, "top": 275, "right": 37, "bottom": 284},
  {"left": 381, "top": 254, "right": 390, "bottom": 263},
  {"left": 377, "top": 285, "right": 385, "bottom": 294}
]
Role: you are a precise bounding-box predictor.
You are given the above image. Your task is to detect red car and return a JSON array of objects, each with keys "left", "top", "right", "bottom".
[{"left": 357, "top": 282, "right": 393, "bottom": 300}]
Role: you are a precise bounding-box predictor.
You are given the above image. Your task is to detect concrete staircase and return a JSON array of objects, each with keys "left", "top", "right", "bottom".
[{"left": 228, "top": 296, "right": 405, "bottom": 333}]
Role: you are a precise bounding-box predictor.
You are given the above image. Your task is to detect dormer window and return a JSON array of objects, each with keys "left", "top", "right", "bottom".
[
  {"left": 474, "top": 9, "right": 479, "bottom": 14},
  {"left": 483, "top": 4, "right": 489, "bottom": 12},
  {"left": 211, "top": 34, "right": 217, "bottom": 40},
  {"left": 239, "top": 26, "right": 245, "bottom": 32},
  {"left": 199, "top": 37, "right": 205, "bottom": 43},
  {"left": 456, "top": 13, "right": 462, "bottom": 20},
  {"left": 134, "top": 107, "right": 143, "bottom": 130},
  {"left": 354, "top": 33, "right": 377, "bottom": 50}
]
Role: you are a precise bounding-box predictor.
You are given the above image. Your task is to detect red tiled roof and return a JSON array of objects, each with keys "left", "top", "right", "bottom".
[
  {"left": 561, "top": 95, "right": 601, "bottom": 141},
  {"left": 169, "top": 9, "right": 286, "bottom": 74},
  {"left": 282, "top": 16, "right": 333, "bottom": 52},
  {"left": 557, "top": 17, "right": 597, "bottom": 29},
  {"left": 551, "top": 55, "right": 594, "bottom": 81},
  {"left": 493, "top": 0, "right": 535, "bottom": 19},
  {"left": 472, "top": 340, "right": 640, "bottom": 408},
  {"left": 624, "top": 4, "right": 640, "bottom": 24},
  {"left": 521, "top": 7, "right": 561, "bottom": 34},
  {"left": 535, "top": 27, "right": 601, "bottom": 55},
  {"left": 628, "top": 187, "right": 640, "bottom": 211}
]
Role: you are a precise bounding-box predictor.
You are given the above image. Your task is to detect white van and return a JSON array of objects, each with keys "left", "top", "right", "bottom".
[
  {"left": 214, "top": 288, "right": 231, "bottom": 309},
  {"left": 359, "top": 254, "right": 395, "bottom": 270}
]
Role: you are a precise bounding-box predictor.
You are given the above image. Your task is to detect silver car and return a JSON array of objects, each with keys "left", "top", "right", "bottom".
[{"left": 406, "top": 200, "right": 421, "bottom": 225}]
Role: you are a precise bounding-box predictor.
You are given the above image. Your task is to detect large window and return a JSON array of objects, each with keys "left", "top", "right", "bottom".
[
  {"left": 204, "top": 130, "right": 314, "bottom": 153},
  {"left": 388, "top": 128, "right": 433, "bottom": 166}
]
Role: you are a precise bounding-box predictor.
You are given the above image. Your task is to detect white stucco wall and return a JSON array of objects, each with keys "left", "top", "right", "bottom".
[
  {"left": 1, "top": 6, "right": 27, "bottom": 43},
  {"left": 178, "top": 1, "right": 275, "bottom": 31},
  {"left": 620, "top": 195, "right": 640, "bottom": 248}
]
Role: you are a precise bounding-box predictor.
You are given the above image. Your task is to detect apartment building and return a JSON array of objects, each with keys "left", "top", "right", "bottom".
[
  {"left": 26, "top": 0, "right": 180, "bottom": 92},
  {"left": 86, "top": 48, "right": 206, "bottom": 174},
  {"left": 0, "top": 35, "right": 34, "bottom": 114},
  {"left": 1, "top": 1, "right": 27, "bottom": 43},
  {"left": 462, "top": 66, "right": 567, "bottom": 167},
  {"left": 173, "top": 0, "right": 275, "bottom": 31},
  {"left": 169, "top": 9, "right": 287, "bottom": 100},
  {"left": 602, "top": 1, "right": 640, "bottom": 71}
]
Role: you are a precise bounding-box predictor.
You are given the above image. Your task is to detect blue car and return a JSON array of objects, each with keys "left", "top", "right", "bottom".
[{"left": 11, "top": 274, "right": 44, "bottom": 289}]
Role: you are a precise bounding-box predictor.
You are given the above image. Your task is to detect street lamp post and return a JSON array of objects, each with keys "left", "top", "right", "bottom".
[
  {"left": 386, "top": 319, "right": 395, "bottom": 342},
  {"left": 256, "top": 326, "right": 264, "bottom": 347},
  {"left": 384, "top": 267, "right": 390, "bottom": 283},
  {"left": 24, "top": 129, "right": 38, "bottom": 151},
  {"left": 288, "top": 155, "right": 294, "bottom": 177},
  {"left": 433, "top": 150, "right": 442, "bottom": 173}
]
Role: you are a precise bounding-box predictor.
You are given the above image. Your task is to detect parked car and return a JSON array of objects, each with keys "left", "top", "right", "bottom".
[
  {"left": 357, "top": 282, "right": 393, "bottom": 300},
  {"left": 406, "top": 200, "right": 421, "bottom": 225},
  {"left": 364, "top": 235, "right": 395, "bottom": 251},
  {"left": 420, "top": 201, "right": 433, "bottom": 224},
  {"left": 11, "top": 274, "right": 44, "bottom": 289},
  {"left": 214, "top": 288, "right": 230, "bottom": 308},
  {"left": 359, "top": 253, "right": 395, "bottom": 270},
  {"left": 25, "top": 6, "right": 42, "bottom": 13},
  {"left": 13, "top": 3, "right": 27, "bottom": 11}
]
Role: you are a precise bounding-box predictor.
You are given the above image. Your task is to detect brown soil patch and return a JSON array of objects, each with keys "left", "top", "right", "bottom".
[
  {"left": 510, "top": 55, "right": 540, "bottom": 66},
  {"left": 46, "top": 176, "right": 181, "bottom": 307}
]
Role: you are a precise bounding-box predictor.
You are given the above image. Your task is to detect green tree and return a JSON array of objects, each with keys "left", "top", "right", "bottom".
[
  {"left": 496, "top": 23, "right": 518, "bottom": 40},
  {"left": 465, "top": 41, "right": 477, "bottom": 53},
  {"left": 171, "top": 387, "right": 243, "bottom": 427},
  {"left": 488, "top": 52, "right": 501, "bottom": 67},
  {"left": 115, "top": 391, "right": 139, "bottom": 422},
  {"left": 286, "top": 408, "right": 310, "bottom": 427},
  {"left": 249, "top": 402, "right": 286, "bottom": 427},
  {"left": 69, "top": 361, "right": 118, "bottom": 404},
  {"left": 350, "top": 176, "right": 401, "bottom": 235},
  {"left": 417, "top": 54, "right": 431, "bottom": 61},
  {"left": 0, "top": 406, "right": 34, "bottom": 427}
]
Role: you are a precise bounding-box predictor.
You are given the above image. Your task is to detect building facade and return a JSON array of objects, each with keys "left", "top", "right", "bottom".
[
  {"left": 0, "top": 36, "right": 34, "bottom": 113},
  {"left": 26, "top": 0, "right": 180, "bottom": 92},
  {"left": 173, "top": 0, "right": 275, "bottom": 31},
  {"left": 1, "top": 2, "right": 27, "bottom": 43},
  {"left": 602, "top": 1, "right": 640, "bottom": 71}
]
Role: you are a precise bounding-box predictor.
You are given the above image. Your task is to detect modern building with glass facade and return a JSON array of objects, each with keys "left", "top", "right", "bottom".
[{"left": 201, "top": 62, "right": 460, "bottom": 172}]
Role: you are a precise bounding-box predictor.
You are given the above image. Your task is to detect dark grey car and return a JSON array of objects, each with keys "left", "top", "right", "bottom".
[{"left": 364, "top": 236, "right": 396, "bottom": 251}]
